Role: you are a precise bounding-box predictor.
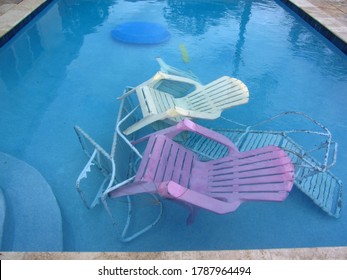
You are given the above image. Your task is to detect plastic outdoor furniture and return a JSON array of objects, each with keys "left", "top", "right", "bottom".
[
  {"left": 182, "top": 112, "right": 342, "bottom": 218},
  {"left": 74, "top": 59, "right": 341, "bottom": 242},
  {"left": 119, "top": 71, "right": 249, "bottom": 135},
  {"left": 106, "top": 119, "right": 294, "bottom": 218}
]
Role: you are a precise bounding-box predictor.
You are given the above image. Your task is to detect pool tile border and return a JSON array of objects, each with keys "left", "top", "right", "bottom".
[
  {"left": 1, "top": 246, "right": 347, "bottom": 259},
  {"left": 0, "top": 0, "right": 52, "bottom": 47},
  {"left": 281, "top": 0, "right": 347, "bottom": 54}
]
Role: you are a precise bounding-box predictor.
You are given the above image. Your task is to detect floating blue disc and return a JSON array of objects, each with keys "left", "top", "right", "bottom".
[{"left": 111, "top": 22, "right": 170, "bottom": 44}]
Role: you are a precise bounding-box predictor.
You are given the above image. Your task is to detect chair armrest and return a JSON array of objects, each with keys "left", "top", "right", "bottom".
[
  {"left": 154, "top": 71, "right": 203, "bottom": 91},
  {"left": 177, "top": 119, "right": 238, "bottom": 153},
  {"left": 157, "top": 181, "right": 241, "bottom": 214},
  {"left": 132, "top": 119, "right": 238, "bottom": 153},
  {"left": 174, "top": 106, "right": 221, "bottom": 120},
  {"left": 118, "top": 70, "right": 181, "bottom": 100},
  {"left": 123, "top": 111, "right": 174, "bottom": 135},
  {"left": 118, "top": 87, "right": 136, "bottom": 100},
  {"left": 156, "top": 57, "right": 200, "bottom": 82}
]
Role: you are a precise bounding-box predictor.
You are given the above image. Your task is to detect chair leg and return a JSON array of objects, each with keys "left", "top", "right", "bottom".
[
  {"left": 123, "top": 113, "right": 171, "bottom": 135},
  {"left": 108, "top": 181, "right": 157, "bottom": 198}
]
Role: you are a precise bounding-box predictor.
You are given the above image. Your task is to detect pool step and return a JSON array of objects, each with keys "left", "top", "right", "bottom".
[{"left": 0, "top": 152, "right": 63, "bottom": 251}]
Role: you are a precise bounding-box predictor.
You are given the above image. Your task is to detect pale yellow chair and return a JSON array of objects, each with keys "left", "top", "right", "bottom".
[{"left": 121, "top": 71, "right": 249, "bottom": 135}]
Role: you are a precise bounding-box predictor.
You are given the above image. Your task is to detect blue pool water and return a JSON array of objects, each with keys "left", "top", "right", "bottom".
[{"left": 0, "top": 0, "right": 346, "bottom": 252}]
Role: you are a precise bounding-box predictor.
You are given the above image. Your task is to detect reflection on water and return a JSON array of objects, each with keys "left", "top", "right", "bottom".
[
  {"left": 0, "top": 0, "right": 116, "bottom": 91},
  {"left": 288, "top": 20, "right": 347, "bottom": 80},
  {"left": 0, "top": 0, "right": 117, "bottom": 155},
  {"left": 163, "top": 0, "right": 243, "bottom": 35},
  {"left": 233, "top": 0, "right": 252, "bottom": 75},
  {"left": 59, "top": 0, "right": 115, "bottom": 38}
]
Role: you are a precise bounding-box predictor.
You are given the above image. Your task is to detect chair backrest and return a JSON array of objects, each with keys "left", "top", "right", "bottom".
[
  {"left": 135, "top": 134, "right": 196, "bottom": 188},
  {"left": 184, "top": 77, "right": 249, "bottom": 112},
  {"left": 136, "top": 86, "right": 177, "bottom": 115},
  {"left": 136, "top": 86, "right": 184, "bottom": 129}
]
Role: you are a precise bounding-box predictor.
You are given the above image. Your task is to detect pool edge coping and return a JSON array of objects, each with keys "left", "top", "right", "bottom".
[
  {"left": 0, "top": 0, "right": 53, "bottom": 48},
  {"left": 281, "top": 0, "right": 347, "bottom": 54},
  {"left": 1, "top": 246, "right": 347, "bottom": 259}
]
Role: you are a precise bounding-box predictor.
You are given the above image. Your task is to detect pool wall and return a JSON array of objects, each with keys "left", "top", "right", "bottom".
[
  {"left": 0, "top": 0, "right": 53, "bottom": 47},
  {"left": 280, "top": 0, "right": 347, "bottom": 54}
]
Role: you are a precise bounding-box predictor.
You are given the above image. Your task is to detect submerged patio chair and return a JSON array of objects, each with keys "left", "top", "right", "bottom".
[
  {"left": 182, "top": 112, "right": 342, "bottom": 218},
  {"left": 119, "top": 70, "right": 249, "bottom": 135},
  {"left": 137, "top": 60, "right": 342, "bottom": 218},
  {"left": 74, "top": 94, "right": 164, "bottom": 242},
  {"left": 105, "top": 119, "right": 294, "bottom": 219}
]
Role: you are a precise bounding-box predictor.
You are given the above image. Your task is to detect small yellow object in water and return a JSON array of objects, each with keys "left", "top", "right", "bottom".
[{"left": 179, "top": 43, "right": 190, "bottom": 63}]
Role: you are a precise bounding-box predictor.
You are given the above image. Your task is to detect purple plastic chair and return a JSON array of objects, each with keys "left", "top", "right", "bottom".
[{"left": 108, "top": 119, "right": 294, "bottom": 218}]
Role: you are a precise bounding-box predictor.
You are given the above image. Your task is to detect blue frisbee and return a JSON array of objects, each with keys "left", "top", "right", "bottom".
[{"left": 111, "top": 22, "right": 170, "bottom": 44}]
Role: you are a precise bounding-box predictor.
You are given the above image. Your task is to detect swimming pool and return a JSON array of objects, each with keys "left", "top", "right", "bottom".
[{"left": 0, "top": 0, "right": 346, "bottom": 252}]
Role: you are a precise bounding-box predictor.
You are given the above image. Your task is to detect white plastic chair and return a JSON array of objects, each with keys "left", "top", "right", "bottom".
[{"left": 121, "top": 71, "right": 249, "bottom": 135}]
